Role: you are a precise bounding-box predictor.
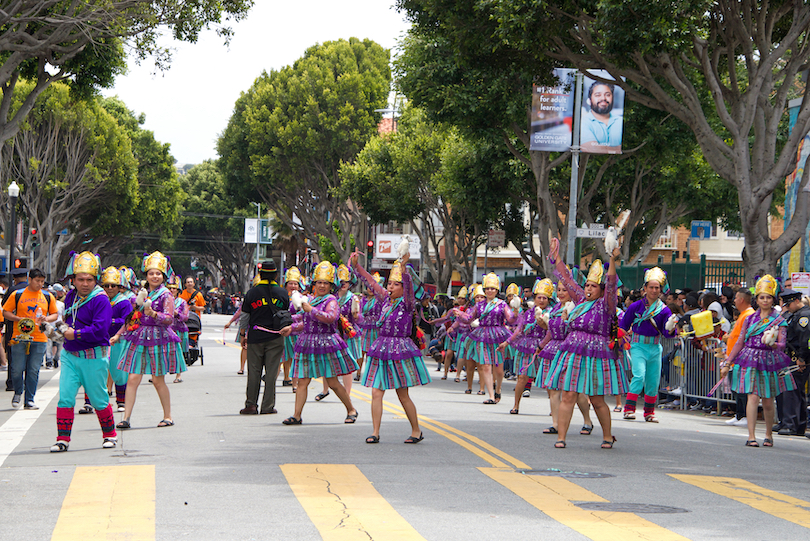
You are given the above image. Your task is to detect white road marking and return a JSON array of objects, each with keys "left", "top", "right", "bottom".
[{"left": 0, "top": 371, "right": 61, "bottom": 467}]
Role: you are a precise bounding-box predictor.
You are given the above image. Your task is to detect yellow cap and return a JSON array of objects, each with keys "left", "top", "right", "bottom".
[
  {"left": 586, "top": 259, "right": 604, "bottom": 285},
  {"left": 313, "top": 261, "right": 336, "bottom": 284},
  {"left": 755, "top": 274, "right": 778, "bottom": 298},
  {"left": 142, "top": 251, "right": 169, "bottom": 274},
  {"left": 532, "top": 278, "right": 554, "bottom": 298},
  {"left": 644, "top": 267, "right": 667, "bottom": 289},
  {"left": 482, "top": 272, "right": 501, "bottom": 290},
  {"left": 506, "top": 283, "right": 520, "bottom": 296},
  {"left": 101, "top": 266, "right": 122, "bottom": 286}
]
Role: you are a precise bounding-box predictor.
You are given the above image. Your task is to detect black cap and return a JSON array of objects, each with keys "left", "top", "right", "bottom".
[
  {"left": 780, "top": 288, "right": 803, "bottom": 303},
  {"left": 11, "top": 267, "right": 28, "bottom": 277},
  {"left": 258, "top": 260, "right": 277, "bottom": 273}
]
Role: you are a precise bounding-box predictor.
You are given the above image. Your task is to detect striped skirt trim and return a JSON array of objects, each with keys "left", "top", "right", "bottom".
[
  {"left": 546, "top": 350, "right": 627, "bottom": 396},
  {"left": 514, "top": 350, "right": 539, "bottom": 378},
  {"left": 283, "top": 335, "right": 297, "bottom": 361},
  {"left": 361, "top": 355, "right": 432, "bottom": 390},
  {"left": 454, "top": 336, "right": 470, "bottom": 358},
  {"left": 345, "top": 336, "right": 363, "bottom": 362},
  {"left": 467, "top": 340, "right": 504, "bottom": 366},
  {"left": 292, "top": 349, "right": 359, "bottom": 379},
  {"left": 118, "top": 342, "right": 185, "bottom": 377},
  {"left": 362, "top": 329, "right": 379, "bottom": 353},
  {"left": 731, "top": 366, "right": 795, "bottom": 398}
]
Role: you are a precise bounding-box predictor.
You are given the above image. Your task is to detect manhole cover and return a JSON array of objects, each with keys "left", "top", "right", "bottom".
[
  {"left": 574, "top": 502, "right": 689, "bottom": 514},
  {"left": 519, "top": 469, "right": 614, "bottom": 479}
]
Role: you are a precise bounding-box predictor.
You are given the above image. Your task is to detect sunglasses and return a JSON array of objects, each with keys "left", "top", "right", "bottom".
[{"left": 101, "top": 284, "right": 118, "bottom": 289}]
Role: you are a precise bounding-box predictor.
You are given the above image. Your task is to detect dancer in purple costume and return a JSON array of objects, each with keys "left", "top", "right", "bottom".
[
  {"left": 318, "top": 264, "right": 360, "bottom": 400},
  {"left": 282, "top": 260, "right": 359, "bottom": 425},
  {"left": 499, "top": 278, "right": 552, "bottom": 415},
  {"left": 355, "top": 273, "right": 384, "bottom": 381},
  {"left": 113, "top": 251, "right": 183, "bottom": 429},
  {"left": 103, "top": 266, "right": 132, "bottom": 412},
  {"left": 544, "top": 238, "right": 626, "bottom": 449},
  {"left": 721, "top": 275, "right": 794, "bottom": 447},
  {"left": 167, "top": 275, "right": 190, "bottom": 383},
  {"left": 351, "top": 252, "right": 430, "bottom": 444},
  {"left": 537, "top": 277, "right": 594, "bottom": 436},
  {"left": 454, "top": 275, "right": 518, "bottom": 404}
]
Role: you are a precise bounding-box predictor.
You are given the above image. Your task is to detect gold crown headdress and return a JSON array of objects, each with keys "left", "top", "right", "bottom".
[
  {"left": 586, "top": 259, "right": 605, "bottom": 285},
  {"left": 337, "top": 264, "right": 351, "bottom": 283},
  {"left": 533, "top": 278, "right": 555, "bottom": 298},
  {"left": 285, "top": 266, "right": 302, "bottom": 284},
  {"left": 473, "top": 284, "right": 485, "bottom": 298},
  {"left": 313, "top": 261, "right": 336, "bottom": 284},
  {"left": 119, "top": 267, "right": 138, "bottom": 289},
  {"left": 389, "top": 260, "right": 404, "bottom": 283},
  {"left": 372, "top": 272, "right": 385, "bottom": 286},
  {"left": 101, "top": 266, "right": 123, "bottom": 286},
  {"left": 457, "top": 286, "right": 468, "bottom": 299},
  {"left": 482, "top": 272, "right": 501, "bottom": 291},
  {"left": 755, "top": 274, "right": 778, "bottom": 298},
  {"left": 644, "top": 267, "right": 667, "bottom": 289},
  {"left": 142, "top": 251, "right": 169, "bottom": 274},
  {"left": 505, "top": 283, "right": 520, "bottom": 297},
  {"left": 65, "top": 251, "right": 101, "bottom": 279},
  {"left": 166, "top": 274, "right": 182, "bottom": 289}
]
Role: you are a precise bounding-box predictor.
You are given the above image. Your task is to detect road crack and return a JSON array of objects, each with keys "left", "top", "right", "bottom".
[{"left": 313, "top": 467, "right": 374, "bottom": 541}]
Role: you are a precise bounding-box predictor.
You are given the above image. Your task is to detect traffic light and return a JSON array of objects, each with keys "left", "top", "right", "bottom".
[
  {"left": 366, "top": 240, "right": 374, "bottom": 258},
  {"left": 14, "top": 258, "right": 26, "bottom": 269},
  {"left": 30, "top": 228, "right": 39, "bottom": 248}
]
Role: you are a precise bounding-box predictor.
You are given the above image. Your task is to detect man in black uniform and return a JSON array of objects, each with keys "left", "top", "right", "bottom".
[
  {"left": 778, "top": 289, "right": 810, "bottom": 436},
  {"left": 239, "top": 260, "right": 291, "bottom": 415}
]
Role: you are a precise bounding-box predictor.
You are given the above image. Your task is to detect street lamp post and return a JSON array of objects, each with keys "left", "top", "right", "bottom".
[
  {"left": 8, "top": 181, "right": 19, "bottom": 275},
  {"left": 251, "top": 202, "right": 261, "bottom": 271}
]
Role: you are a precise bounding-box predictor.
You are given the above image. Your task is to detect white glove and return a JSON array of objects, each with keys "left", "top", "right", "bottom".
[
  {"left": 526, "top": 300, "right": 535, "bottom": 310},
  {"left": 351, "top": 295, "right": 360, "bottom": 315},
  {"left": 471, "top": 319, "right": 480, "bottom": 329},
  {"left": 509, "top": 297, "right": 521, "bottom": 311},
  {"left": 563, "top": 301, "right": 576, "bottom": 318},
  {"left": 398, "top": 235, "right": 410, "bottom": 257},
  {"left": 135, "top": 288, "right": 148, "bottom": 307},
  {"left": 290, "top": 290, "right": 305, "bottom": 311},
  {"left": 762, "top": 327, "right": 778, "bottom": 346},
  {"left": 143, "top": 299, "right": 152, "bottom": 311},
  {"left": 665, "top": 314, "right": 678, "bottom": 333}
]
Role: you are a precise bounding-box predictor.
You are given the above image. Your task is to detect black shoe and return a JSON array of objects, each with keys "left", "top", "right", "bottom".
[
  {"left": 778, "top": 428, "right": 799, "bottom": 436},
  {"left": 772, "top": 423, "right": 784, "bottom": 432}
]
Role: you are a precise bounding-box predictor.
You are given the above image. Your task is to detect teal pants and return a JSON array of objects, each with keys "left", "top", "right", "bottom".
[
  {"left": 57, "top": 350, "right": 111, "bottom": 410},
  {"left": 108, "top": 340, "right": 128, "bottom": 386},
  {"left": 628, "top": 341, "right": 663, "bottom": 398}
]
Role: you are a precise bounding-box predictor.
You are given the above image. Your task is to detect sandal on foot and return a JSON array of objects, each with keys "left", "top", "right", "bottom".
[
  {"left": 344, "top": 412, "right": 358, "bottom": 424},
  {"left": 78, "top": 404, "right": 94, "bottom": 414},
  {"left": 494, "top": 392, "right": 501, "bottom": 403},
  {"left": 454, "top": 378, "right": 460, "bottom": 383},
  {"left": 644, "top": 414, "right": 659, "bottom": 423},
  {"left": 510, "top": 409, "right": 519, "bottom": 415},
  {"left": 745, "top": 439, "right": 759, "bottom": 447},
  {"left": 543, "top": 426, "right": 558, "bottom": 434},
  {"left": 237, "top": 370, "right": 244, "bottom": 375},
  {"left": 157, "top": 419, "right": 174, "bottom": 427},
  {"left": 601, "top": 436, "right": 617, "bottom": 449},
  {"left": 173, "top": 378, "right": 183, "bottom": 383},
  {"left": 282, "top": 380, "right": 292, "bottom": 386},
  {"left": 483, "top": 399, "right": 496, "bottom": 405},
  {"left": 314, "top": 392, "right": 330, "bottom": 402},
  {"left": 464, "top": 389, "right": 472, "bottom": 394},
  {"left": 116, "top": 420, "right": 131, "bottom": 429},
  {"left": 404, "top": 432, "right": 424, "bottom": 444},
  {"left": 365, "top": 435, "right": 380, "bottom": 444},
  {"left": 477, "top": 390, "right": 486, "bottom": 395},
  {"left": 282, "top": 416, "right": 302, "bottom": 425},
  {"left": 441, "top": 376, "right": 447, "bottom": 380},
  {"left": 763, "top": 438, "right": 773, "bottom": 447},
  {"left": 623, "top": 412, "right": 636, "bottom": 420},
  {"left": 554, "top": 440, "right": 566, "bottom": 449},
  {"left": 50, "top": 441, "right": 69, "bottom": 453},
  {"left": 580, "top": 425, "right": 594, "bottom": 435},
  {"left": 613, "top": 406, "right": 622, "bottom": 412}
]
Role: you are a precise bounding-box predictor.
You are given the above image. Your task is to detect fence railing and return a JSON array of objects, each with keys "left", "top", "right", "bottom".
[{"left": 657, "top": 336, "right": 734, "bottom": 410}]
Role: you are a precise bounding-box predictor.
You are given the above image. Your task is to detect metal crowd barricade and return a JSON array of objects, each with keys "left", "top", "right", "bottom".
[{"left": 659, "top": 336, "right": 735, "bottom": 410}]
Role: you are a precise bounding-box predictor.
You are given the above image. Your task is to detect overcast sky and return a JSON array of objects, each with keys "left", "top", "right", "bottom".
[{"left": 103, "top": 1, "right": 411, "bottom": 166}]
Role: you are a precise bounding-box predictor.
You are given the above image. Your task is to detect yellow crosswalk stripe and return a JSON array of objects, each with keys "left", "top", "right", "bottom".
[
  {"left": 482, "top": 468, "right": 690, "bottom": 541},
  {"left": 671, "top": 475, "right": 810, "bottom": 530},
  {"left": 51, "top": 465, "right": 155, "bottom": 541},
  {"left": 281, "top": 464, "right": 426, "bottom": 541}
]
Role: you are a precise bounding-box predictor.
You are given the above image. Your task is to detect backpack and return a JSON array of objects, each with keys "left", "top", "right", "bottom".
[{"left": 11, "top": 289, "right": 53, "bottom": 316}]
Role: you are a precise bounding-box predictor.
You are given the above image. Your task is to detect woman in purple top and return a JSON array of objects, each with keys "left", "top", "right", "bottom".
[
  {"left": 537, "top": 278, "right": 595, "bottom": 436},
  {"left": 112, "top": 251, "right": 183, "bottom": 429},
  {"left": 283, "top": 261, "right": 358, "bottom": 426},
  {"left": 545, "top": 238, "right": 626, "bottom": 449},
  {"left": 721, "top": 274, "right": 794, "bottom": 447},
  {"left": 351, "top": 252, "right": 430, "bottom": 444},
  {"left": 498, "top": 278, "right": 552, "bottom": 415},
  {"left": 167, "top": 275, "right": 190, "bottom": 383},
  {"left": 454, "top": 275, "right": 518, "bottom": 404},
  {"left": 102, "top": 266, "right": 132, "bottom": 412}
]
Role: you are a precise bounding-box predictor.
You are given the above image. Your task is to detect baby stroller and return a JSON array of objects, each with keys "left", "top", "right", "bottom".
[{"left": 186, "top": 311, "right": 204, "bottom": 365}]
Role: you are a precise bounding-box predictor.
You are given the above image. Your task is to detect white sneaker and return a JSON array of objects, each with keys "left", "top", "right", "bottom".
[
  {"left": 50, "top": 442, "right": 68, "bottom": 453},
  {"left": 670, "top": 387, "right": 682, "bottom": 396},
  {"left": 522, "top": 390, "right": 531, "bottom": 398},
  {"left": 733, "top": 417, "right": 748, "bottom": 426},
  {"left": 11, "top": 394, "right": 22, "bottom": 409},
  {"left": 117, "top": 404, "right": 126, "bottom": 412},
  {"left": 23, "top": 402, "right": 38, "bottom": 410},
  {"left": 725, "top": 417, "right": 738, "bottom": 425},
  {"left": 102, "top": 438, "right": 117, "bottom": 449}
]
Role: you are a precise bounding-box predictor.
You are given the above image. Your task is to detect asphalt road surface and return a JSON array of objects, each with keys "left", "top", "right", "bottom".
[{"left": 1, "top": 314, "right": 809, "bottom": 540}]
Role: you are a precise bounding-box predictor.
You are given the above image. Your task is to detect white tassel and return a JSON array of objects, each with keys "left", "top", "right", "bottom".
[
  {"left": 509, "top": 297, "right": 521, "bottom": 311},
  {"left": 290, "top": 290, "right": 305, "bottom": 311},
  {"left": 665, "top": 314, "right": 679, "bottom": 333},
  {"left": 604, "top": 226, "right": 619, "bottom": 254},
  {"left": 526, "top": 300, "right": 535, "bottom": 310},
  {"left": 563, "top": 301, "right": 576, "bottom": 319},
  {"left": 143, "top": 299, "right": 152, "bottom": 311},
  {"left": 135, "top": 289, "right": 148, "bottom": 307},
  {"left": 762, "top": 327, "right": 778, "bottom": 346},
  {"left": 351, "top": 295, "right": 360, "bottom": 315},
  {"left": 471, "top": 319, "right": 480, "bottom": 328},
  {"left": 398, "top": 235, "right": 410, "bottom": 258}
]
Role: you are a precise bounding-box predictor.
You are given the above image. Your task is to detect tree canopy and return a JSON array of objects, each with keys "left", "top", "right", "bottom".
[{"left": 218, "top": 37, "right": 391, "bottom": 263}]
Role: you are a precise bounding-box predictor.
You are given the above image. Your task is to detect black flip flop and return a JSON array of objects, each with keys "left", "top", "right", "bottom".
[{"left": 404, "top": 433, "right": 424, "bottom": 444}]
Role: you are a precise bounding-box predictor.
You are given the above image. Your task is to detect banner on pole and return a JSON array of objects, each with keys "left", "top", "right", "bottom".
[
  {"left": 580, "top": 70, "right": 625, "bottom": 155},
  {"left": 530, "top": 68, "right": 576, "bottom": 151}
]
